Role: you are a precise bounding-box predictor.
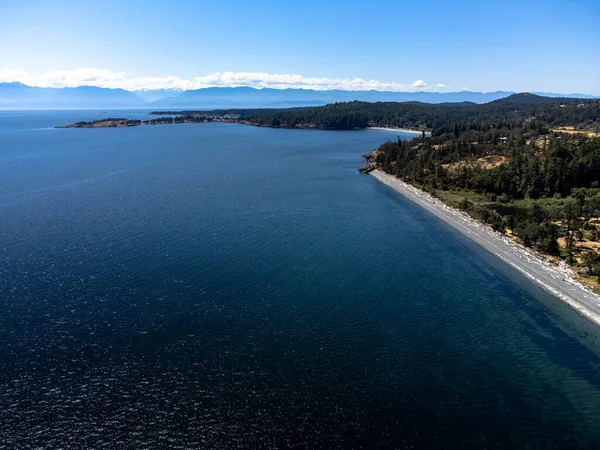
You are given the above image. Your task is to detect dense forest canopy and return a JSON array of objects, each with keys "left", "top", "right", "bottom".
[{"left": 375, "top": 131, "right": 600, "bottom": 199}]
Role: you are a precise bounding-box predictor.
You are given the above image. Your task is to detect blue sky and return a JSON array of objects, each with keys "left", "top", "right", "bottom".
[{"left": 0, "top": 0, "right": 599, "bottom": 94}]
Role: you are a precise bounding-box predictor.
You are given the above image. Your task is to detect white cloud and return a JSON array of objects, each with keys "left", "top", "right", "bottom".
[
  {"left": 187, "top": 73, "right": 440, "bottom": 92},
  {"left": 411, "top": 79, "right": 428, "bottom": 88},
  {"left": 0, "top": 68, "right": 450, "bottom": 92},
  {"left": 39, "top": 68, "right": 128, "bottom": 88}
]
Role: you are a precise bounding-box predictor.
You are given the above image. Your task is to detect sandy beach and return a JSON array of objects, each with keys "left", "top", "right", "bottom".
[
  {"left": 367, "top": 127, "right": 432, "bottom": 136},
  {"left": 370, "top": 169, "right": 600, "bottom": 328}
]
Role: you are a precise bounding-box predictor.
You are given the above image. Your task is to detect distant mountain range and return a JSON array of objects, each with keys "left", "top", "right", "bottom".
[
  {"left": 0, "top": 82, "right": 597, "bottom": 109},
  {"left": 132, "top": 88, "right": 184, "bottom": 103},
  {"left": 148, "top": 87, "right": 523, "bottom": 107},
  {"left": 0, "top": 82, "right": 143, "bottom": 108}
]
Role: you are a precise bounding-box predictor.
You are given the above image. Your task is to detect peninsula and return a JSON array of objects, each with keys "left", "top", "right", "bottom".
[
  {"left": 59, "top": 93, "right": 599, "bottom": 134},
  {"left": 56, "top": 114, "right": 240, "bottom": 128}
]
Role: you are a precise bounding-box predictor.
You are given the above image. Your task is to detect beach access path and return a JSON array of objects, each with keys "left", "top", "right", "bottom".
[{"left": 370, "top": 169, "right": 600, "bottom": 328}]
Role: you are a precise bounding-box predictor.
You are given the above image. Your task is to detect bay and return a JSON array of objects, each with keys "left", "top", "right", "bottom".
[{"left": 1, "top": 111, "right": 599, "bottom": 449}]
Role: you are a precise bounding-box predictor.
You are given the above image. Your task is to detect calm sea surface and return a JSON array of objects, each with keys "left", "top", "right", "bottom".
[{"left": 1, "top": 110, "right": 600, "bottom": 449}]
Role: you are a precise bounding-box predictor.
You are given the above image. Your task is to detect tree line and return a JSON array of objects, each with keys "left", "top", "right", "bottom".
[{"left": 161, "top": 93, "right": 600, "bottom": 134}]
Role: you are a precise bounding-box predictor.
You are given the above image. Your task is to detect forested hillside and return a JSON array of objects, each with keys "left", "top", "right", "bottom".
[{"left": 156, "top": 93, "right": 600, "bottom": 134}]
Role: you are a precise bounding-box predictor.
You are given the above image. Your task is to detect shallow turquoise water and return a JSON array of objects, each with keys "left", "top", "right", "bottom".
[{"left": 1, "top": 111, "right": 599, "bottom": 448}]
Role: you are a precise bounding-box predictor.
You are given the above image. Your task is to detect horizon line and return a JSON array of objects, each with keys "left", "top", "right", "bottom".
[{"left": 1, "top": 81, "right": 599, "bottom": 98}]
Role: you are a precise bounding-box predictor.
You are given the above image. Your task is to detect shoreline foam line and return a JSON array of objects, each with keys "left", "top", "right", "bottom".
[{"left": 369, "top": 169, "right": 600, "bottom": 328}]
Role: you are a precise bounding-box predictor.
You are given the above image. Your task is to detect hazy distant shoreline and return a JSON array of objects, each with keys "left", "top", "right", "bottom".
[{"left": 369, "top": 169, "right": 600, "bottom": 328}]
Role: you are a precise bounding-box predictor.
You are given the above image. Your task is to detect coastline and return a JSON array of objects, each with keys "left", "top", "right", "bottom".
[
  {"left": 369, "top": 169, "right": 600, "bottom": 328},
  {"left": 367, "top": 127, "right": 432, "bottom": 136},
  {"left": 57, "top": 120, "right": 431, "bottom": 134}
]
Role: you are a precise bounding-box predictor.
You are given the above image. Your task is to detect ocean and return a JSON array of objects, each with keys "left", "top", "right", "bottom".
[{"left": 1, "top": 110, "right": 599, "bottom": 448}]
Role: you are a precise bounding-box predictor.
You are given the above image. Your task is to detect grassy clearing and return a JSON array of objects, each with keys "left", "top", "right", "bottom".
[{"left": 552, "top": 127, "right": 600, "bottom": 138}]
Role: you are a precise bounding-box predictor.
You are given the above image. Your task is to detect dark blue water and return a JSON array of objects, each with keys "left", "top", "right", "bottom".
[{"left": 1, "top": 111, "right": 600, "bottom": 449}]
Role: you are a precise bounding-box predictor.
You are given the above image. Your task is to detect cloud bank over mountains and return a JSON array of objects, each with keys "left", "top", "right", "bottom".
[{"left": 0, "top": 68, "right": 452, "bottom": 92}]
